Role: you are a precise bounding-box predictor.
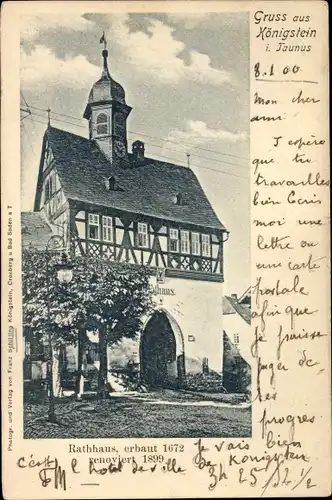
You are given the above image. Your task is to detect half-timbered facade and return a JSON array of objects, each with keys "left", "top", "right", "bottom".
[{"left": 31, "top": 45, "right": 229, "bottom": 389}]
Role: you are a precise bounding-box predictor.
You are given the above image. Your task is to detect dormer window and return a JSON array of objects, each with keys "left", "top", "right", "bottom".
[
  {"left": 96, "top": 112, "right": 108, "bottom": 136},
  {"left": 104, "top": 176, "right": 124, "bottom": 192},
  {"left": 105, "top": 176, "right": 116, "bottom": 191},
  {"left": 173, "top": 192, "right": 184, "bottom": 205}
]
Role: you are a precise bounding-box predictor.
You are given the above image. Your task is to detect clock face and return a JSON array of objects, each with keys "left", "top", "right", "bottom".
[{"left": 114, "top": 140, "right": 126, "bottom": 158}]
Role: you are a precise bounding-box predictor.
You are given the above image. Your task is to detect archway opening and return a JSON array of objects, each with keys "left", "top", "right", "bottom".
[{"left": 140, "top": 311, "right": 184, "bottom": 389}]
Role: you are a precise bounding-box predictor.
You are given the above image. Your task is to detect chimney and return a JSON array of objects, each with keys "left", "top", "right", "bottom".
[
  {"left": 231, "top": 293, "right": 238, "bottom": 300},
  {"left": 132, "top": 140, "right": 145, "bottom": 161}
]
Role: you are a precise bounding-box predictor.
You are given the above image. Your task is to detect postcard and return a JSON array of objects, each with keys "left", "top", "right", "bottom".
[{"left": 1, "top": 1, "right": 330, "bottom": 498}]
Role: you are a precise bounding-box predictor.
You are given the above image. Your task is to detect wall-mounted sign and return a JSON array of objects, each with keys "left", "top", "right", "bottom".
[{"left": 150, "top": 284, "right": 175, "bottom": 296}]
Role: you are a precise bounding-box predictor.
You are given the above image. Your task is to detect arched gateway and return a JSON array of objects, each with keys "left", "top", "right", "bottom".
[{"left": 140, "top": 310, "right": 185, "bottom": 389}]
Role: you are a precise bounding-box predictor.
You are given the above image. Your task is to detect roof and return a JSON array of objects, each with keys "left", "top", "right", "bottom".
[
  {"left": 83, "top": 49, "right": 128, "bottom": 119},
  {"left": 87, "top": 75, "right": 125, "bottom": 106},
  {"left": 238, "top": 286, "right": 251, "bottom": 305},
  {"left": 223, "top": 295, "right": 251, "bottom": 325},
  {"left": 43, "top": 126, "right": 226, "bottom": 231},
  {"left": 21, "top": 212, "right": 55, "bottom": 250}
]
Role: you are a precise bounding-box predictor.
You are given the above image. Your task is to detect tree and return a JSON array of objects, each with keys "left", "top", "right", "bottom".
[
  {"left": 70, "top": 256, "right": 154, "bottom": 398},
  {"left": 22, "top": 249, "right": 154, "bottom": 404},
  {"left": 22, "top": 249, "right": 78, "bottom": 399}
]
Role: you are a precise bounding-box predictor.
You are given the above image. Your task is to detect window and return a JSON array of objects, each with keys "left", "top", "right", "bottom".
[
  {"left": 137, "top": 222, "right": 148, "bottom": 248},
  {"left": 234, "top": 333, "right": 240, "bottom": 345},
  {"left": 96, "top": 113, "right": 108, "bottom": 136},
  {"left": 88, "top": 214, "right": 100, "bottom": 240},
  {"left": 169, "top": 228, "right": 179, "bottom": 252},
  {"left": 202, "top": 234, "right": 211, "bottom": 257},
  {"left": 44, "top": 172, "right": 57, "bottom": 204},
  {"left": 102, "top": 216, "right": 113, "bottom": 242},
  {"left": 53, "top": 190, "right": 63, "bottom": 213},
  {"left": 180, "top": 230, "right": 190, "bottom": 254},
  {"left": 192, "top": 232, "right": 200, "bottom": 256}
]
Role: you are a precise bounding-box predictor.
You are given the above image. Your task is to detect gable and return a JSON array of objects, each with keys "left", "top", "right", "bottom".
[{"left": 33, "top": 136, "right": 67, "bottom": 216}]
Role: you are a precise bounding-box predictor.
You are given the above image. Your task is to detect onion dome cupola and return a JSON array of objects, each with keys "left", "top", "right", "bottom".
[{"left": 83, "top": 34, "right": 132, "bottom": 164}]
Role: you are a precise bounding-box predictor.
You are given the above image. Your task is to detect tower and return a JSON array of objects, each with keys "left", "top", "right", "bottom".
[{"left": 83, "top": 39, "right": 132, "bottom": 164}]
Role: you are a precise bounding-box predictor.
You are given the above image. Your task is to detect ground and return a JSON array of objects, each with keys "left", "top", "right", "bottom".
[{"left": 24, "top": 390, "right": 252, "bottom": 439}]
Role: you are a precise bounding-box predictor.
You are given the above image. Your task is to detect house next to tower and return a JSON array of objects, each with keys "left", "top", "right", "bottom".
[{"left": 27, "top": 45, "right": 229, "bottom": 390}]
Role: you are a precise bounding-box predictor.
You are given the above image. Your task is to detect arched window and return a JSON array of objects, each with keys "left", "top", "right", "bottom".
[{"left": 96, "top": 113, "right": 108, "bottom": 136}]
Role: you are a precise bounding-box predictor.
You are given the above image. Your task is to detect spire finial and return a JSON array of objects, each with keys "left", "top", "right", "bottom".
[
  {"left": 100, "top": 31, "right": 110, "bottom": 79},
  {"left": 47, "top": 107, "right": 51, "bottom": 126},
  {"left": 100, "top": 31, "right": 107, "bottom": 50},
  {"left": 186, "top": 152, "right": 191, "bottom": 168}
]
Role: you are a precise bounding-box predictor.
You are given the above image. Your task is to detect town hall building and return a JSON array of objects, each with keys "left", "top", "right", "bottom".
[{"left": 23, "top": 43, "right": 229, "bottom": 392}]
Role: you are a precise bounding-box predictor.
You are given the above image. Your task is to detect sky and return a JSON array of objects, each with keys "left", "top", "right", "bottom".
[{"left": 20, "top": 11, "right": 249, "bottom": 295}]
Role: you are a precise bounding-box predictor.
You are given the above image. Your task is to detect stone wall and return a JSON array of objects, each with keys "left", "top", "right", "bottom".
[{"left": 184, "top": 372, "right": 226, "bottom": 393}]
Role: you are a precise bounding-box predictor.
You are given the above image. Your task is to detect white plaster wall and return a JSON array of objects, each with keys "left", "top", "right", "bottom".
[
  {"left": 146, "top": 275, "right": 223, "bottom": 375},
  {"left": 222, "top": 312, "right": 251, "bottom": 365}
]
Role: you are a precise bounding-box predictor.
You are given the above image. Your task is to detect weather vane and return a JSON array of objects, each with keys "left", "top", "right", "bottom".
[{"left": 100, "top": 31, "right": 107, "bottom": 50}]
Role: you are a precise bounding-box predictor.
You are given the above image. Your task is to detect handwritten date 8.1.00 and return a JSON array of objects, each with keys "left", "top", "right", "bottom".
[{"left": 254, "top": 62, "right": 301, "bottom": 79}]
